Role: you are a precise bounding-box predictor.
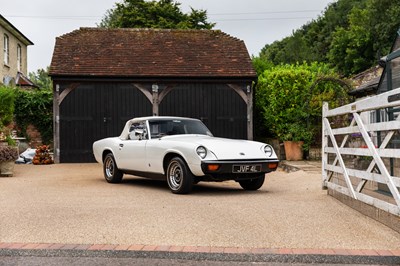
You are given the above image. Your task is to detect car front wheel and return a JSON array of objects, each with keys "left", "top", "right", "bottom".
[
  {"left": 239, "top": 175, "right": 265, "bottom": 191},
  {"left": 166, "top": 157, "right": 194, "bottom": 194},
  {"left": 103, "top": 153, "right": 123, "bottom": 183}
]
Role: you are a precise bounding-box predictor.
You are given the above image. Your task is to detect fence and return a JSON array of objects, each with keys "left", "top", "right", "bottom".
[{"left": 322, "top": 88, "right": 400, "bottom": 216}]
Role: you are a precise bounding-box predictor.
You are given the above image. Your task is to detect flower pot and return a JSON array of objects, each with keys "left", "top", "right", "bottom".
[
  {"left": 0, "top": 161, "right": 15, "bottom": 177},
  {"left": 283, "top": 141, "right": 304, "bottom": 161}
]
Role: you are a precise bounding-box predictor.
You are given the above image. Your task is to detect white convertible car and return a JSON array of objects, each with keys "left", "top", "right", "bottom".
[{"left": 93, "top": 116, "right": 279, "bottom": 194}]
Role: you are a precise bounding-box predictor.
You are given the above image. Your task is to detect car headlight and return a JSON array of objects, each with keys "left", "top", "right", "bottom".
[
  {"left": 196, "top": 146, "right": 207, "bottom": 159},
  {"left": 263, "top": 145, "right": 273, "bottom": 157}
]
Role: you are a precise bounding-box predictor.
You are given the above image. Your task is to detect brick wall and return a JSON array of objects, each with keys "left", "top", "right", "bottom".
[{"left": 25, "top": 124, "right": 42, "bottom": 148}]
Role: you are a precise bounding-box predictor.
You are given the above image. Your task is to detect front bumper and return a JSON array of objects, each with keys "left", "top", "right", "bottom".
[{"left": 200, "top": 159, "right": 279, "bottom": 180}]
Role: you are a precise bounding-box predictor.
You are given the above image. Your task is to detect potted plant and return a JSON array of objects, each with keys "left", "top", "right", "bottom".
[
  {"left": 0, "top": 145, "right": 18, "bottom": 176},
  {"left": 279, "top": 122, "right": 312, "bottom": 161}
]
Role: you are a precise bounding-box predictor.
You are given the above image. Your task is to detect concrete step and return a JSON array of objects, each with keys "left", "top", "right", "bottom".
[{"left": 279, "top": 160, "right": 321, "bottom": 173}]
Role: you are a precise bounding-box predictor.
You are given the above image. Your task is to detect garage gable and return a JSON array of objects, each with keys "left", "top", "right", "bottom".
[{"left": 49, "top": 28, "right": 256, "bottom": 79}]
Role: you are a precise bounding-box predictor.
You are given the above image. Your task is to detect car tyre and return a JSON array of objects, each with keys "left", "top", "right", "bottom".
[
  {"left": 166, "top": 157, "right": 194, "bottom": 194},
  {"left": 239, "top": 175, "right": 265, "bottom": 191},
  {"left": 103, "top": 153, "right": 123, "bottom": 183}
]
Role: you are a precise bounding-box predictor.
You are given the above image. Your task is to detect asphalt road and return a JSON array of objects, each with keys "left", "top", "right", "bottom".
[
  {"left": 0, "top": 255, "right": 387, "bottom": 266},
  {"left": 1, "top": 163, "right": 400, "bottom": 250}
]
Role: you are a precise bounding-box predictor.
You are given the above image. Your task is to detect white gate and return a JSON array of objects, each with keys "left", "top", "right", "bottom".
[{"left": 322, "top": 88, "right": 400, "bottom": 216}]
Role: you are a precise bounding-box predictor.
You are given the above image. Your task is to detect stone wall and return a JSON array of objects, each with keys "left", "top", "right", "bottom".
[{"left": 328, "top": 188, "right": 400, "bottom": 233}]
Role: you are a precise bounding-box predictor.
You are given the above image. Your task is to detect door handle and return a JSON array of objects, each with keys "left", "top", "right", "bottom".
[{"left": 119, "top": 144, "right": 124, "bottom": 148}]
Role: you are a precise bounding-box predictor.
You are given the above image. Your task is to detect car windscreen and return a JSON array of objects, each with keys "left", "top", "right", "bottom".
[{"left": 148, "top": 119, "right": 213, "bottom": 138}]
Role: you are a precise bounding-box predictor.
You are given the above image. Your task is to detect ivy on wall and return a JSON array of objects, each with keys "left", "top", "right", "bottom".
[
  {"left": 13, "top": 88, "right": 53, "bottom": 145},
  {"left": 0, "top": 86, "right": 15, "bottom": 127}
]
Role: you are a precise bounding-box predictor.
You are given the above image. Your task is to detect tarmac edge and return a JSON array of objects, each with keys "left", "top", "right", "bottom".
[{"left": 1, "top": 243, "right": 400, "bottom": 265}]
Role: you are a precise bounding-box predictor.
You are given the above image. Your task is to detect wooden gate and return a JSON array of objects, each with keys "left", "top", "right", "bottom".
[{"left": 322, "top": 88, "right": 400, "bottom": 216}]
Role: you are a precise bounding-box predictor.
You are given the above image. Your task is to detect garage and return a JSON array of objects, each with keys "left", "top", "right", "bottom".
[{"left": 50, "top": 28, "right": 256, "bottom": 163}]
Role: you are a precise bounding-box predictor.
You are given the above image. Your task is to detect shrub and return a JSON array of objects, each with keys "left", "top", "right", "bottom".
[
  {"left": 0, "top": 86, "right": 15, "bottom": 127},
  {"left": 0, "top": 146, "right": 18, "bottom": 162},
  {"left": 255, "top": 62, "right": 350, "bottom": 150}
]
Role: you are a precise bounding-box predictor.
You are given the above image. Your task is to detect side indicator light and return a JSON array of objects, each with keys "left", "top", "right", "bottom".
[
  {"left": 207, "top": 164, "right": 220, "bottom": 171},
  {"left": 268, "top": 162, "right": 279, "bottom": 170}
]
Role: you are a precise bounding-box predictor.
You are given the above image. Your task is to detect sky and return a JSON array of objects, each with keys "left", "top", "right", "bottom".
[{"left": 2, "top": 0, "right": 334, "bottom": 73}]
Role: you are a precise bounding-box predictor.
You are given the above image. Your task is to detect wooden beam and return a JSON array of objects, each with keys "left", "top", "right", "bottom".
[
  {"left": 53, "top": 83, "right": 80, "bottom": 163},
  {"left": 57, "top": 83, "right": 80, "bottom": 105},
  {"left": 227, "top": 83, "right": 253, "bottom": 140},
  {"left": 159, "top": 85, "right": 175, "bottom": 103}
]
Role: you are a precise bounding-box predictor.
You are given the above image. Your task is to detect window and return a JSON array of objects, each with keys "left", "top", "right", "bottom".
[
  {"left": 17, "top": 44, "right": 22, "bottom": 71},
  {"left": 3, "top": 34, "right": 9, "bottom": 65},
  {"left": 128, "top": 122, "right": 148, "bottom": 140}
]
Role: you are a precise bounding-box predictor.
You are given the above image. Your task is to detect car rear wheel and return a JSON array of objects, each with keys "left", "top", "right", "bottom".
[
  {"left": 103, "top": 153, "right": 123, "bottom": 183},
  {"left": 239, "top": 175, "right": 265, "bottom": 190},
  {"left": 166, "top": 157, "right": 194, "bottom": 194}
]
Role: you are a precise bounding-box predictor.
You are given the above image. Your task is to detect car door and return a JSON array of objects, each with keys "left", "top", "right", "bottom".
[{"left": 115, "top": 122, "right": 147, "bottom": 172}]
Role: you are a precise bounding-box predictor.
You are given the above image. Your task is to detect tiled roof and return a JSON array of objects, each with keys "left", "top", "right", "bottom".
[
  {"left": 49, "top": 28, "right": 256, "bottom": 79},
  {"left": 16, "top": 72, "right": 38, "bottom": 88}
]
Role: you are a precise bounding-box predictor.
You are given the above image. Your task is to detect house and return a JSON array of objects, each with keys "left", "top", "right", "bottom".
[
  {"left": 350, "top": 29, "right": 400, "bottom": 98},
  {"left": 349, "top": 30, "right": 400, "bottom": 125},
  {"left": 49, "top": 28, "right": 257, "bottom": 163},
  {"left": 348, "top": 29, "right": 400, "bottom": 191},
  {"left": 0, "top": 14, "right": 33, "bottom": 86}
]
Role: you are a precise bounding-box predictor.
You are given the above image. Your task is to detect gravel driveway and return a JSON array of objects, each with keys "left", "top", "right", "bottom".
[{"left": 1, "top": 163, "right": 400, "bottom": 250}]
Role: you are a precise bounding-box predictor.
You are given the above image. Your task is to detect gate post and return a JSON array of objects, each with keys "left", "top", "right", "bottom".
[{"left": 322, "top": 102, "right": 328, "bottom": 189}]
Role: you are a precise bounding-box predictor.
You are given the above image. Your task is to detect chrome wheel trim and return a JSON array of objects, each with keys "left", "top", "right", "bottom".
[
  {"left": 104, "top": 156, "right": 114, "bottom": 180},
  {"left": 168, "top": 161, "right": 182, "bottom": 190}
]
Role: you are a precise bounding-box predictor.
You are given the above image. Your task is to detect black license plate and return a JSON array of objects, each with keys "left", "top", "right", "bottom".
[{"left": 233, "top": 164, "right": 261, "bottom": 173}]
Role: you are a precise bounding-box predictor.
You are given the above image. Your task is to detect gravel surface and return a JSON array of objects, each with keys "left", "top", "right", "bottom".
[{"left": 1, "top": 164, "right": 400, "bottom": 250}]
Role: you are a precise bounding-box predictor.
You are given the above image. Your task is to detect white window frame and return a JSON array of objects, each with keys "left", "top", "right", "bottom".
[
  {"left": 4, "top": 34, "right": 9, "bottom": 65},
  {"left": 17, "top": 44, "right": 22, "bottom": 71}
]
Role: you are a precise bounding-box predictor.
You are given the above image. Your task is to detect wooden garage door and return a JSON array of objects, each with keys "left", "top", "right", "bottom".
[
  {"left": 59, "top": 83, "right": 151, "bottom": 163},
  {"left": 159, "top": 84, "right": 247, "bottom": 139}
]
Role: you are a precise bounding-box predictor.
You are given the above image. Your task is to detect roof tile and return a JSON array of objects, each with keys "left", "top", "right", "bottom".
[{"left": 49, "top": 28, "right": 256, "bottom": 78}]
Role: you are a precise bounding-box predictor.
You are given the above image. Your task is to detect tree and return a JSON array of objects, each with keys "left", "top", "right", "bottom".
[
  {"left": 328, "top": 8, "right": 374, "bottom": 76},
  {"left": 255, "top": 0, "right": 400, "bottom": 77},
  {"left": 28, "top": 67, "right": 52, "bottom": 91},
  {"left": 367, "top": 0, "right": 400, "bottom": 56},
  {"left": 99, "top": 0, "right": 215, "bottom": 30}
]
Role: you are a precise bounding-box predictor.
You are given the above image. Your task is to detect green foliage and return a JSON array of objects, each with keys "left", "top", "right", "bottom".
[
  {"left": 14, "top": 88, "right": 53, "bottom": 145},
  {"left": 0, "top": 69, "right": 53, "bottom": 146},
  {"left": 328, "top": 8, "right": 374, "bottom": 76},
  {"left": 0, "top": 86, "right": 15, "bottom": 127},
  {"left": 28, "top": 67, "right": 52, "bottom": 91},
  {"left": 99, "top": 0, "right": 215, "bottom": 30},
  {"left": 256, "top": 0, "right": 400, "bottom": 76},
  {"left": 255, "top": 63, "right": 350, "bottom": 150},
  {"left": 260, "top": 30, "right": 318, "bottom": 66},
  {"left": 251, "top": 56, "right": 274, "bottom": 76}
]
